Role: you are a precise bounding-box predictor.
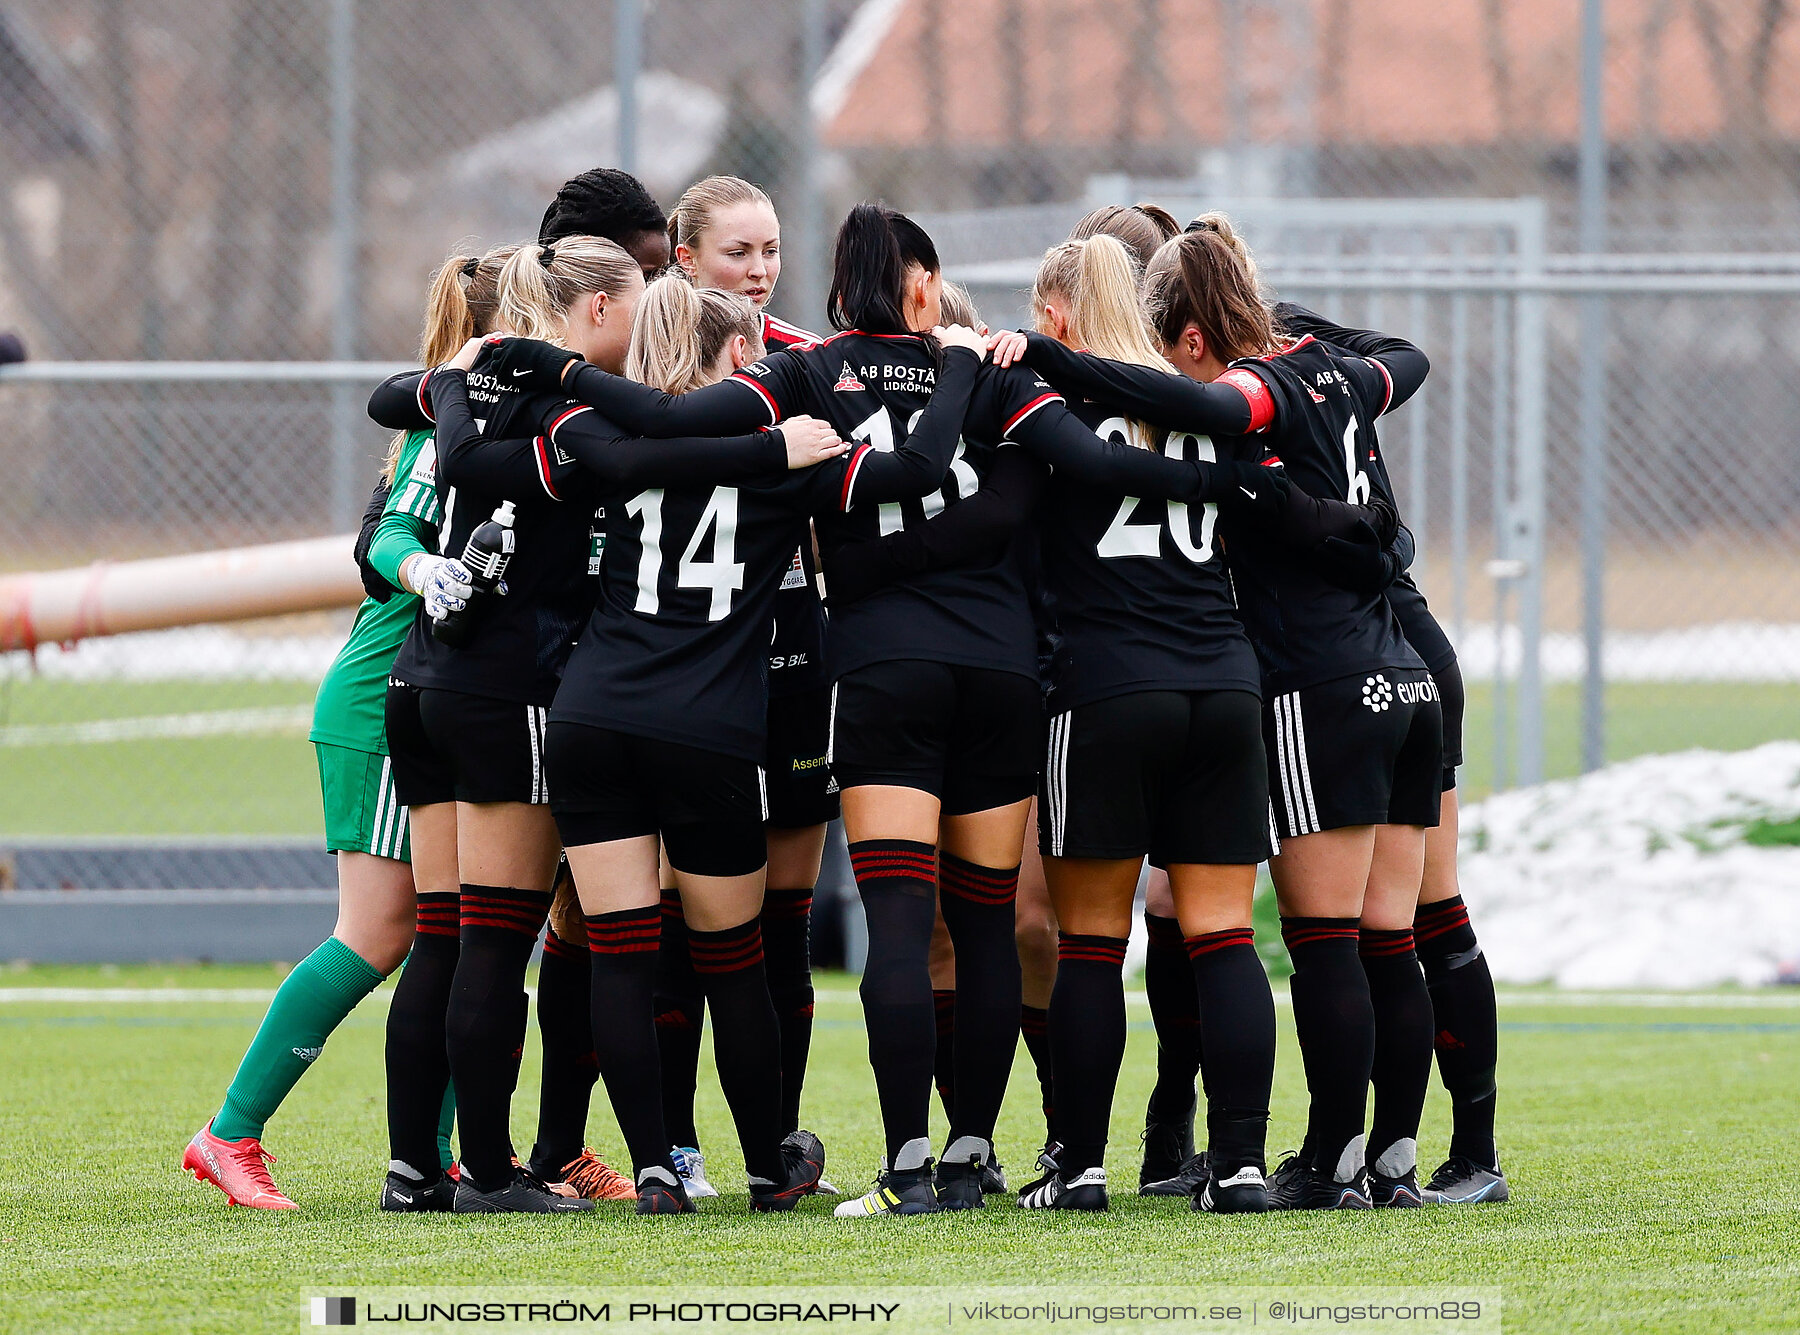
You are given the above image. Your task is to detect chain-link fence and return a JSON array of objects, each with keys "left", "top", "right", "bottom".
[{"left": 3, "top": 0, "right": 1798, "bottom": 837}]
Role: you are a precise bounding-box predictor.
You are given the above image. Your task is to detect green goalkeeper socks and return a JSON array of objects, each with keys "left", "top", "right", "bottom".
[
  {"left": 437, "top": 1081, "right": 457, "bottom": 1172},
  {"left": 212, "top": 936, "right": 385, "bottom": 1143}
]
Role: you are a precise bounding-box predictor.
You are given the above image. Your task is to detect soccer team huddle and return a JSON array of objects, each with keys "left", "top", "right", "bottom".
[{"left": 182, "top": 165, "right": 1508, "bottom": 1220}]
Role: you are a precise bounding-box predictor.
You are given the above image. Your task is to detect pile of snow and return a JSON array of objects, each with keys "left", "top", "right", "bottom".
[
  {"left": 1452, "top": 621, "right": 1800, "bottom": 682},
  {"left": 1462, "top": 743, "right": 1800, "bottom": 988}
]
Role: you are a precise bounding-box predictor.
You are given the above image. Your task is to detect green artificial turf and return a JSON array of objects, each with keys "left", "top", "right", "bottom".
[
  {"left": 4, "top": 680, "right": 1796, "bottom": 836},
  {"left": 2, "top": 966, "right": 1796, "bottom": 1334}
]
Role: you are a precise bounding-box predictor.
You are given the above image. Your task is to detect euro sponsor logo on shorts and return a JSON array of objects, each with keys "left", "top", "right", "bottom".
[
  {"left": 1361, "top": 674, "right": 1395, "bottom": 712},
  {"left": 1397, "top": 677, "right": 1441, "bottom": 705}
]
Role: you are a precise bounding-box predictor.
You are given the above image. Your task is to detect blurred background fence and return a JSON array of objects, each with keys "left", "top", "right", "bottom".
[{"left": 3, "top": 0, "right": 1799, "bottom": 847}]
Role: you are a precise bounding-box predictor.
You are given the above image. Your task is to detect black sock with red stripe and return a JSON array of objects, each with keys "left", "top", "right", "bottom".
[
  {"left": 528, "top": 928, "right": 598, "bottom": 1180},
  {"left": 939, "top": 853, "right": 1022, "bottom": 1147},
  {"left": 585, "top": 904, "right": 671, "bottom": 1177},
  {"left": 1187, "top": 927, "right": 1275, "bottom": 1176},
  {"left": 847, "top": 839, "right": 938, "bottom": 1164},
  {"left": 652, "top": 888, "right": 706, "bottom": 1149},
  {"left": 691, "top": 917, "right": 784, "bottom": 1183},
  {"left": 1018, "top": 1004, "right": 1054, "bottom": 1141},
  {"left": 1360, "top": 927, "right": 1433, "bottom": 1180},
  {"left": 445, "top": 885, "right": 552, "bottom": 1189},
  {"left": 761, "top": 887, "right": 816, "bottom": 1135},
  {"left": 1144, "top": 912, "right": 1201, "bottom": 1126},
  {"left": 932, "top": 989, "right": 957, "bottom": 1123},
  {"left": 1049, "top": 933, "right": 1129, "bottom": 1175},
  {"left": 1280, "top": 916, "right": 1374, "bottom": 1181},
  {"left": 385, "top": 891, "right": 459, "bottom": 1178},
  {"left": 1414, "top": 895, "right": 1499, "bottom": 1168}
]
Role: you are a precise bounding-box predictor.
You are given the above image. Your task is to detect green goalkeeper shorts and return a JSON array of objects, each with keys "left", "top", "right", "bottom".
[{"left": 316, "top": 743, "right": 411, "bottom": 862}]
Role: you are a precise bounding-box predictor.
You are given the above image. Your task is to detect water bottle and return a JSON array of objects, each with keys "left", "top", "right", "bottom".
[{"left": 432, "top": 501, "right": 515, "bottom": 647}]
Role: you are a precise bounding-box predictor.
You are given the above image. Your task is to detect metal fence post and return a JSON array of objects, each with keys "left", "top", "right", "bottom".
[
  {"left": 1407, "top": 287, "right": 1428, "bottom": 577},
  {"left": 1491, "top": 289, "right": 1513, "bottom": 791},
  {"left": 616, "top": 0, "right": 642, "bottom": 176},
  {"left": 1578, "top": 0, "right": 1609, "bottom": 772},
  {"left": 792, "top": 0, "right": 827, "bottom": 333},
  {"left": 1512, "top": 200, "right": 1549, "bottom": 786},
  {"left": 1448, "top": 282, "right": 1470, "bottom": 646},
  {"left": 327, "top": 0, "right": 359, "bottom": 531}
]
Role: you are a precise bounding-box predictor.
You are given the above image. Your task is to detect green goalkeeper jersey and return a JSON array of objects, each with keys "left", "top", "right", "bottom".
[{"left": 309, "top": 430, "right": 442, "bottom": 754}]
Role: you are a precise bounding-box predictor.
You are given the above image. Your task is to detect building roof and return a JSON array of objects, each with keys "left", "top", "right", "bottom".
[{"left": 820, "top": 0, "right": 1800, "bottom": 149}]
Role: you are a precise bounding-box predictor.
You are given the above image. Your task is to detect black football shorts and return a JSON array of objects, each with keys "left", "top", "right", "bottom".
[
  {"left": 828, "top": 660, "right": 1041, "bottom": 816},
  {"left": 386, "top": 680, "right": 549, "bottom": 808},
  {"left": 1388, "top": 584, "right": 1462, "bottom": 791},
  {"left": 1264, "top": 668, "right": 1443, "bottom": 838},
  {"left": 764, "top": 685, "right": 840, "bottom": 829},
  {"left": 545, "top": 721, "right": 768, "bottom": 878},
  {"left": 1038, "top": 689, "right": 1272, "bottom": 867}
]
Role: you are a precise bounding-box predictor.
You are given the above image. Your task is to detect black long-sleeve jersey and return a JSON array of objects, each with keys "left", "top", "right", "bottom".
[
  {"left": 755, "top": 314, "right": 827, "bottom": 698},
  {"left": 547, "top": 331, "right": 1227, "bottom": 682},
  {"left": 1035, "top": 398, "right": 1263, "bottom": 713},
  {"left": 1027, "top": 334, "right": 1429, "bottom": 694},
  {"left": 386, "top": 351, "right": 788, "bottom": 707},
  {"left": 1273, "top": 303, "right": 1453, "bottom": 672},
  {"left": 372, "top": 344, "right": 837, "bottom": 700},
  {"left": 550, "top": 345, "right": 983, "bottom": 761}
]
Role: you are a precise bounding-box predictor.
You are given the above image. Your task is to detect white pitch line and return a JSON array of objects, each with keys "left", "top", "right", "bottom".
[
  {"left": 0, "top": 705, "right": 313, "bottom": 747},
  {"left": 0, "top": 987, "right": 288, "bottom": 1003},
  {"left": 1, "top": 986, "right": 1797, "bottom": 1009},
  {"left": 805, "top": 989, "right": 1800, "bottom": 1010}
]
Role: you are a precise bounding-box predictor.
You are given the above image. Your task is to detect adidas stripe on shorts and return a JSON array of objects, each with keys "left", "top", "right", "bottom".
[
  {"left": 384, "top": 680, "right": 550, "bottom": 808},
  {"left": 1262, "top": 667, "right": 1444, "bottom": 839},
  {"left": 316, "top": 743, "right": 411, "bottom": 861},
  {"left": 1038, "top": 689, "right": 1272, "bottom": 867}
]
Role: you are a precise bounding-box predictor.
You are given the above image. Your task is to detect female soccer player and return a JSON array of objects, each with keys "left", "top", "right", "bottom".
[
  {"left": 669, "top": 174, "right": 816, "bottom": 353},
  {"left": 1273, "top": 300, "right": 1505, "bottom": 1207},
  {"left": 500, "top": 203, "right": 1287, "bottom": 1217},
  {"left": 653, "top": 177, "right": 832, "bottom": 1198},
  {"left": 181, "top": 250, "right": 501, "bottom": 1211},
  {"left": 520, "top": 167, "right": 675, "bottom": 1203},
  {"left": 374, "top": 236, "right": 844, "bottom": 1214},
  {"left": 995, "top": 218, "right": 1442, "bottom": 1211},
  {"left": 482, "top": 275, "right": 995, "bottom": 1213},
  {"left": 913, "top": 276, "right": 1054, "bottom": 1196},
  {"left": 540, "top": 167, "right": 671, "bottom": 278},
  {"left": 859, "top": 236, "right": 1388, "bottom": 1212}
]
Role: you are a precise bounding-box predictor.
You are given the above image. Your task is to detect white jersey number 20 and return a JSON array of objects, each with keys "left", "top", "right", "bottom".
[{"left": 1093, "top": 419, "right": 1218, "bottom": 564}]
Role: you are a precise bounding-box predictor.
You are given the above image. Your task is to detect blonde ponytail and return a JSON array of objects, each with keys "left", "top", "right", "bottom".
[
  {"left": 1072, "top": 234, "right": 1167, "bottom": 370},
  {"left": 496, "top": 244, "right": 567, "bottom": 343},
  {"left": 1033, "top": 235, "right": 1169, "bottom": 450},
  {"left": 626, "top": 273, "right": 763, "bottom": 394},
  {"left": 626, "top": 276, "right": 705, "bottom": 393},
  {"left": 495, "top": 235, "right": 642, "bottom": 346},
  {"left": 418, "top": 253, "right": 478, "bottom": 367},
  {"left": 384, "top": 243, "right": 519, "bottom": 481}
]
